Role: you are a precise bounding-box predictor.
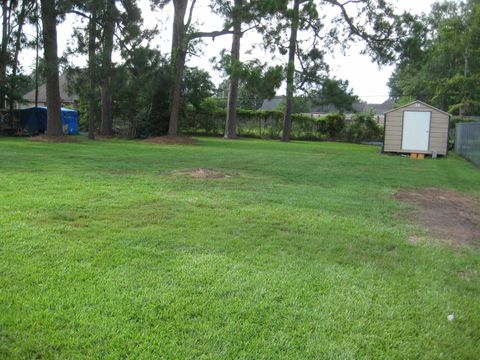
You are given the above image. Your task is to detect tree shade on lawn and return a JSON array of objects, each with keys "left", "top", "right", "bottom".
[{"left": 0, "top": 137, "right": 479, "bottom": 358}]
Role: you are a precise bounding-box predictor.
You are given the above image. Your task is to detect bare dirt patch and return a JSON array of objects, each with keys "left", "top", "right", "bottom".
[
  {"left": 27, "top": 135, "right": 79, "bottom": 143},
  {"left": 144, "top": 136, "right": 198, "bottom": 145},
  {"left": 407, "top": 235, "right": 423, "bottom": 244},
  {"left": 169, "top": 168, "right": 233, "bottom": 179},
  {"left": 395, "top": 188, "right": 480, "bottom": 246},
  {"left": 457, "top": 269, "right": 477, "bottom": 281}
]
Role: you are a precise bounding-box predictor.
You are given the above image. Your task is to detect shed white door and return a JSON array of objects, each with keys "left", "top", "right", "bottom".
[{"left": 402, "top": 111, "right": 431, "bottom": 151}]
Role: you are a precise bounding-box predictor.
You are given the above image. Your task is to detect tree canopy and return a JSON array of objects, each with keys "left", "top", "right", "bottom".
[
  {"left": 4, "top": 0, "right": 470, "bottom": 139},
  {"left": 389, "top": 0, "right": 480, "bottom": 116}
]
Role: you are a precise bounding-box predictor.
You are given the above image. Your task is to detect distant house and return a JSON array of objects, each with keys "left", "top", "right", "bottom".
[
  {"left": 356, "top": 99, "right": 395, "bottom": 124},
  {"left": 21, "top": 74, "right": 79, "bottom": 109},
  {"left": 258, "top": 96, "right": 394, "bottom": 124},
  {"left": 258, "top": 96, "right": 338, "bottom": 114},
  {"left": 259, "top": 97, "right": 284, "bottom": 111}
]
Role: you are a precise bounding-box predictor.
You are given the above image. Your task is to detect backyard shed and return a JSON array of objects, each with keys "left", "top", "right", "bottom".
[
  {"left": 20, "top": 106, "right": 79, "bottom": 135},
  {"left": 383, "top": 100, "right": 450, "bottom": 156}
]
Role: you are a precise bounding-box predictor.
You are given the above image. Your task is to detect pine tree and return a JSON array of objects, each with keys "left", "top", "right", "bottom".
[{"left": 40, "top": 0, "right": 63, "bottom": 136}]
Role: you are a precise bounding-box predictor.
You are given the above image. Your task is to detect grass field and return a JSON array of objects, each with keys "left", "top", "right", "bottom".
[{"left": 1, "top": 137, "right": 479, "bottom": 359}]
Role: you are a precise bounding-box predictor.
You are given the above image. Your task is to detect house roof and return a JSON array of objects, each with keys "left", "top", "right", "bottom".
[
  {"left": 311, "top": 103, "right": 338, "bottom": 113},
  {"left": 259, "top": 96, "right": 283, "bottom": 111},
  {"left": 258, "top": 96, "right": 395, "bottom": 115},
  {"left": 364, "top": 99, "right": 395, "bottom": 115},
  {"left": 384, "top": 100, "right": 450, "bottom": 116},
  {"left": 23, "top": 74, "right": 78, "bottom": 103}
]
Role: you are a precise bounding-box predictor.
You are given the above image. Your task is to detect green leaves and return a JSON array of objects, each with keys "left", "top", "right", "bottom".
[
  {"left": 390, "top": 0, "right": 480, "bottom": 115},
  {"left": 183, "top": 67, "right": 216, "bottom": 110},
  {"left": 434, "top": 74, "right": 480, "bottom": 115},
  {"left": 310, "top": 78, "right": 358, "bottom": 112},
  {"left": 213, "top": 49, "right": 284, "bottom": 107}
]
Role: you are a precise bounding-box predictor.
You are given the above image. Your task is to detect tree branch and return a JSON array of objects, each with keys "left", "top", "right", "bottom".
[
  {"left": 189, "top": 28, "right": 234, "bottom": 40},
  {"left": 185, "top": 0, "right": 197, "bottom": 31},
  {"left": 62, "top": 9, "right": 90, "bottom": 19},
  {"left": 63, "top": 10, "right": 136, "bottom": 57}
]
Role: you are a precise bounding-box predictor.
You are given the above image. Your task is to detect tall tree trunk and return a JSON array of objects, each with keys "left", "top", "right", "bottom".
[
  {"left": 87, "top": 11, "right": 97, "bottom": 140},
  {"left": 224, "top": 0, "right": 242, "bottom": 139},
  {"left": 282, "top": 0, "right": 300, "bottom": 142},
  {"left": 9, "top": 0, "right": 27, "bottom": 114},
  {"left": 100, "top": 0, "right": 115, "bottom": 136},
  {"left": 168, "top": 0, "right": 188, "bottom": 136},
  {"left": 460, "top": 47, "right": 469, "bottom": 117},
  {"left": 168, "top": 46, "right": 186, "bottom": 136},
  {"left": 35, "top": 0, "right": 39, "bottom": 107},
  {"left": 40, "top": 0, "right": 62, "bottom": 136},
  {"left": 0, "top": 0, "right": 9, "bottom": 109}
]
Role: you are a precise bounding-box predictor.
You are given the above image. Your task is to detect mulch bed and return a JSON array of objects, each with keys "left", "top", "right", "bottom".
[
  {"left": 395, "top": 187, "right": 480, "bottom": 246},
  {"left": 94, "top": 135, "right": 116, "bottom": 140},
  {"left": 27, "top": 135, "right": 79, "bottom": 143},
  {"left": 144, "top": 136, "right": 199, "bottom": 145}
]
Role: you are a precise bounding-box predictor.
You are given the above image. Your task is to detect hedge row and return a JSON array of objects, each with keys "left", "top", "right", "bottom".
[{"left": 181, "top": 109, "right": 383, "bottom": 142}]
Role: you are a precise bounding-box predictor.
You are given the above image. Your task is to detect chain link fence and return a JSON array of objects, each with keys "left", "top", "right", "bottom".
[{"left": 455, "top": 122, "right": 480, "bottom": 167}]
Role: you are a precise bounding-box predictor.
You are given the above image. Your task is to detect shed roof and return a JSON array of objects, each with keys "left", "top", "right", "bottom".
[{"left": 384, "top": 100, "right": 450, "bottom": 116}]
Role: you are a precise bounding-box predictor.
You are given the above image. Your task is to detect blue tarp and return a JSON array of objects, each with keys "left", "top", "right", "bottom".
[{"left": 20, "top": 106, "right": 79, "bottom": 135}]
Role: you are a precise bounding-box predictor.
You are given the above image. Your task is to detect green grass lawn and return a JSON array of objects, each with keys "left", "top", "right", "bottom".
[{"left": 1, "top": 136, "right": 479, "bottom": 359}]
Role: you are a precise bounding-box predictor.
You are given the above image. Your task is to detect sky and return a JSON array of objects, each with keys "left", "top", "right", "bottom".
[{"left": 20, "top": 0, "right": 438, "bottom": 104}]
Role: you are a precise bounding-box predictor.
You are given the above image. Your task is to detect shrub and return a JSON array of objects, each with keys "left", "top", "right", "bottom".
[
  {"left": 343, "top": 112, "right": 383, "bottom": 143},
  {"left": 315, "top": 113, "right": 345, "bottom": 138}
]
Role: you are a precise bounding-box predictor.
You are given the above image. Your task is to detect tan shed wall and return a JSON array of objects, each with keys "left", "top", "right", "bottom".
[{"left": 384, "top": 103, "right": 449, "bottom": 155}]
